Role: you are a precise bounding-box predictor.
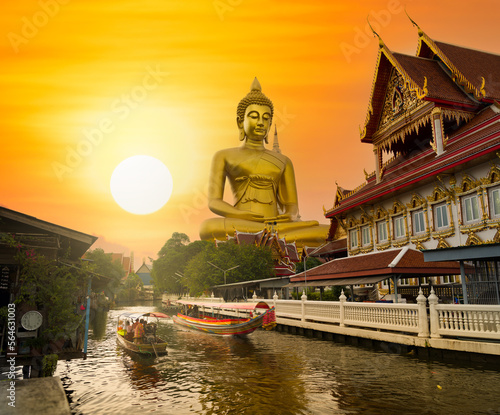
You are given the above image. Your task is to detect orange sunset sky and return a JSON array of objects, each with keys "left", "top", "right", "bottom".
[{"left": 1, "top": 0, "right": 499, "bottom": 268}]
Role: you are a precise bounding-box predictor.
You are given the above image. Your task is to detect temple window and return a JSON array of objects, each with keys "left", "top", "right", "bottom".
[
  {"left": 393, "top": 215, "right": 405, "bottom": 239},
  {"left": 462, "top": 194, "right": 480, "bottom": 223},
  {"left": 361, "top": 226, "right": 371, "bottom": 246},
  {"left": 434, "top": 203, "right": 449, "bottom": 229},
  {"left": 377, "top": 221, "right": 388, "bottom": 242},
  {"left": 490, "top": 187, "right": 500, "bottom": 218},
  {"left": 412, "top": 210, "right": 426, "bottom": 234},
  {"left": 349, "top": 229, "right": 358, "bottom": 248}
]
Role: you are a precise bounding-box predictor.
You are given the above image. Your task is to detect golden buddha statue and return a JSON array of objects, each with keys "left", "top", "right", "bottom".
[{"left": 199, "top": 78, "right": 329, "bottom": 247}]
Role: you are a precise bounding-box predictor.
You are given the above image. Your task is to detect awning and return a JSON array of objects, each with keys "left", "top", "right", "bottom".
[{"left": 284, "top": 275, "right": 387, "bottom": 288}]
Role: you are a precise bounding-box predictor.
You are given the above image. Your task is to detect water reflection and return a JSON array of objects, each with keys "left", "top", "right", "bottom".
[
  {"left": 89, "top": 307, "right": 108, "bottom": 340},
  {"left": 57, "top": 303, "right": 500, "bottom": 415},
  {"left": 171, "top": 329, "right": 308, "bottom": 414}
]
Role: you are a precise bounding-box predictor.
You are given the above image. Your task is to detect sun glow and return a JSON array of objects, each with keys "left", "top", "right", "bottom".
[{"left": 110, "top": 155, "right": 173, "bottom": 215}]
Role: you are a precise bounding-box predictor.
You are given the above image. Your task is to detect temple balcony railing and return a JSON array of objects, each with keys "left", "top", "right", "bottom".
[{"left": 269, "top": 289, "right": 500, "bottom": 341}]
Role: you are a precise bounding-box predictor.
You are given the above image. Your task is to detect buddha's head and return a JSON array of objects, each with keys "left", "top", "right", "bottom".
[{"left": 237, "top": 78, "right": 274, "bottom": 143}]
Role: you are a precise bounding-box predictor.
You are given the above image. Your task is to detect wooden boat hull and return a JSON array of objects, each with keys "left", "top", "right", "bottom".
[
  {"left": 172, "top": 307, "right": 275, "bottom": 336},
  {"left": 116, "top": 333, "right": 168, "bottom": 356}
]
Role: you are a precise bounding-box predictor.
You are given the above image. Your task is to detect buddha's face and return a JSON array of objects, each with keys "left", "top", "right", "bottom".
[{"left": 239, "top": 104, "right": 272, "bottom": 142}]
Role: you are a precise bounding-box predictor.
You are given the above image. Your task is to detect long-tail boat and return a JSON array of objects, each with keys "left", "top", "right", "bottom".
[
  {"left": 116, "top": 312, "right": 169, "bottom": 356},
  {"left": 172, "top": 300, "right": 276, "bottom": 336}
]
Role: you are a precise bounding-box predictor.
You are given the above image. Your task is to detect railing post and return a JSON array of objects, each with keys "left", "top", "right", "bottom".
[
  {"left": 428, "top": 288, "right": 441, "bottom": 338},
  {"left": 339, "top": 289, "right": 346, "bottom": 327},
  {"left": 416, "top": 288, "right": 429, "bottom": 338},
  {"left": 301, "top": 291, "right": 307, "bottom": 322}
]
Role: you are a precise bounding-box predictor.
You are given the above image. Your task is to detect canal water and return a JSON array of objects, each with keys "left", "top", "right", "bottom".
[{"left": 56, "top": 303, "right": 500, "bottom": 414}]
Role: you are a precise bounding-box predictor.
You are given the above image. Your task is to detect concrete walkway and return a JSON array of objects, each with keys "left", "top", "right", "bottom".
[{"left": 1, "top": 376, "right": 70, "bottom": 415}]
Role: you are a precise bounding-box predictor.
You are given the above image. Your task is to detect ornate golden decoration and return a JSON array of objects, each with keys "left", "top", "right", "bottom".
[
  {"left": 465, "top": 231, "right": 482, "bottom": 246},
  {"left": 460, "top": 222, "right": 486, "bottom": 234},
  {"left": 390, "top": 200, "right": 406, "bottom": 215},
  {"left": 427, "top": 185, "right": 450, "bottom": 202},
  {"left": 376, "top": 113, "right": 432, "bottom": 153},
  {"left": 406, "top": 193, "right": 427, "bottom": 209},
  {"left": 436, "top": 238, "right": 451, "bottom": 249},
  {"left": 392, "top": 237, "right": 410, "bottom": 247},
  {"left": 432, "top": 227, "right": 455, "bottom": 240},
  {"left": 457, "top": 174, "right": 480, "bottom": 193},
  {"left": 414, "top": 241, "right": 426, "bottom": 251},
  {"left": 494, "top": 228, "right": 500, "bottom": 243},
  {"left": 379, "top": 70, "right": 423, "bottom": 128},
  {"left": 480, "top": 77, "right": 486, "bottom": 98},
  {"left": 485, "top": 164, "right": 500, "bottom": 184},
  {"left": 376, "top": 241, "right": 392, "bottom": 251},
  {"left": 346, "top": 216, "right": 358, "bottom": 229},
  {"left": 360, "top": 44, "right": 429, "bottom": 142},
  {"left": 417, "top": 32, "right": 483, "bottom": 100},
  {"left": 441, "top": 108, "right": 474, "bottom": 127}
]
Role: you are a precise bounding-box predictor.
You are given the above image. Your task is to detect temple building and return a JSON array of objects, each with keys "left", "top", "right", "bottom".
[
  {"left": 291, "top": 23, "right": 500, "bottom": 304},
  {"left": 226, "top": 229, "right": 300, "bottom": 277}
]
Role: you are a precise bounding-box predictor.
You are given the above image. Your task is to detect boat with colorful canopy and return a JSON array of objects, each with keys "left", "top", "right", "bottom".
[
  {"left": 172, "top": 300, "right": 276, "bottom": 336},
  {"left": 116, "top": 312, "right": 169, "bottom": 356}
]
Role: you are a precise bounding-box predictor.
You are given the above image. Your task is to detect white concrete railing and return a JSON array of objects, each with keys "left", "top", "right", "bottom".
[
  {"left": 272, "top": 292, "right": 427, "bottom": 337},
  {"left": 428, "top": 290, "right": 500, "bottom": 340},
  {"left": 271, "top": 289, "right": 500, "bottom": 341}
]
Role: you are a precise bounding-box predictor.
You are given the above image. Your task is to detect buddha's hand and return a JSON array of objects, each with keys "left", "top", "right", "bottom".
[
  {"left": 230, "top": 210, "right": 265, "bottom": 222},
  {"left": 264, "top": 214, "right": 293, "bottom": 223}
]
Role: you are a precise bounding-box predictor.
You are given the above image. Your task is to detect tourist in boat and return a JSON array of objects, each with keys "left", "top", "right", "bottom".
[{"left": 133, "top": 319, "right": 145, "bottom": 344}]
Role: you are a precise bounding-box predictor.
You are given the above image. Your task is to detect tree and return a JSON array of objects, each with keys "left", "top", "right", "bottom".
[
  {"left": 116, "top": 273, "right": 143, "bottom": 302},
  {"left": 295, "top": 257, "right": 322, "bottom": 274},
  {"left": 84, "top": 248, "right": 125, "bottom": 298},
  {"left": 157, "top": 232, "right": 190, "bottom": 256},
  {"left": 183, "top": 241, "right": 275, "bottom": 296},
  {"left": 151, "top": 233, "right": 210, "bottom": 294}
]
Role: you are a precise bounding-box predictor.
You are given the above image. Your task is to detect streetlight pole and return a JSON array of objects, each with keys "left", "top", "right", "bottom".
[
  {"left": 207, "top": 262, "right": 240, "bottom": 285},
  {"left": 303, "top": 254, "right": 307, "bottom": 298}
]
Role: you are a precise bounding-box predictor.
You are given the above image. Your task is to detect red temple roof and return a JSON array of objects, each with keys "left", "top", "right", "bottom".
[{"left": 290, "top": 247, "right": 462, "bottom": 282}]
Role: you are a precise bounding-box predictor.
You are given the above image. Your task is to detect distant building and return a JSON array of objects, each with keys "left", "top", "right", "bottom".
[
  {"left": 292, "top": 24, "right": 500, "bottom": 304},
  {"left": 136, "top": 261, "right": 152, "bottom": 287},
  {"left": 110, "top": 253, "right": 133, "bottom": 279}
]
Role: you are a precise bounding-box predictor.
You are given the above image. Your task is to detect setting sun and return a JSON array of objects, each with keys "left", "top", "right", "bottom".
[{"left": 110, "top": 155, "right": 173, "bottom": 215}]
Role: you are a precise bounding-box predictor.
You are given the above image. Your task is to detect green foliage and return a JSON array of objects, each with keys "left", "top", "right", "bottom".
[
  {"left": 42, "top": 354, "right": 58, "bottom": 377},
  {"left": 84, "top": 248, "right": 125, "bottom": 298},
  {"left": 151, "top": 233, "right": 210, "bottom": 294},
  {"left": 152, "top": 232, "right": 275, "bottom": 296},
  {"left": 295, "top": 257, "right": 323, "bottom": 274},
  {"left": 116, "top": 273, "right": 143, "bottom": 302},
  {"left": 184, "top": 241, "right": 275, "bottom": 296},
  {"left": 1, "top": 234, "right": 87, "bottom": 337}
]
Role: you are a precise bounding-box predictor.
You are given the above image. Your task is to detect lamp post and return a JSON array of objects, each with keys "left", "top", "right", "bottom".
[
  {"left": 207, "top": 262, "right": 240, "bottom": 285},
  {"left": 303, "top": 254, "right": 307, "bottom": 298}
]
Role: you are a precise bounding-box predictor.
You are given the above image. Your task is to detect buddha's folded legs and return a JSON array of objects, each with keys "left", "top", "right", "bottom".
[{"left": 200, "top": 217, "right": 329, "bottom": 247}]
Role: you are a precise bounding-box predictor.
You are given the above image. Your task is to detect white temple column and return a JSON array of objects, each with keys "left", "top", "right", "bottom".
[{"left": 432, "top": 107, "right": 445, "bottom": 156}]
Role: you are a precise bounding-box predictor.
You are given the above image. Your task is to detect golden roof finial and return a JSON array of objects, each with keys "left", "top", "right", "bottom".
[
  {"left": 405, "top": 7, "right": 424, "bottom": 36},
  {"left": 367, "top": 17, "right": 384, "bottom": 48}
]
